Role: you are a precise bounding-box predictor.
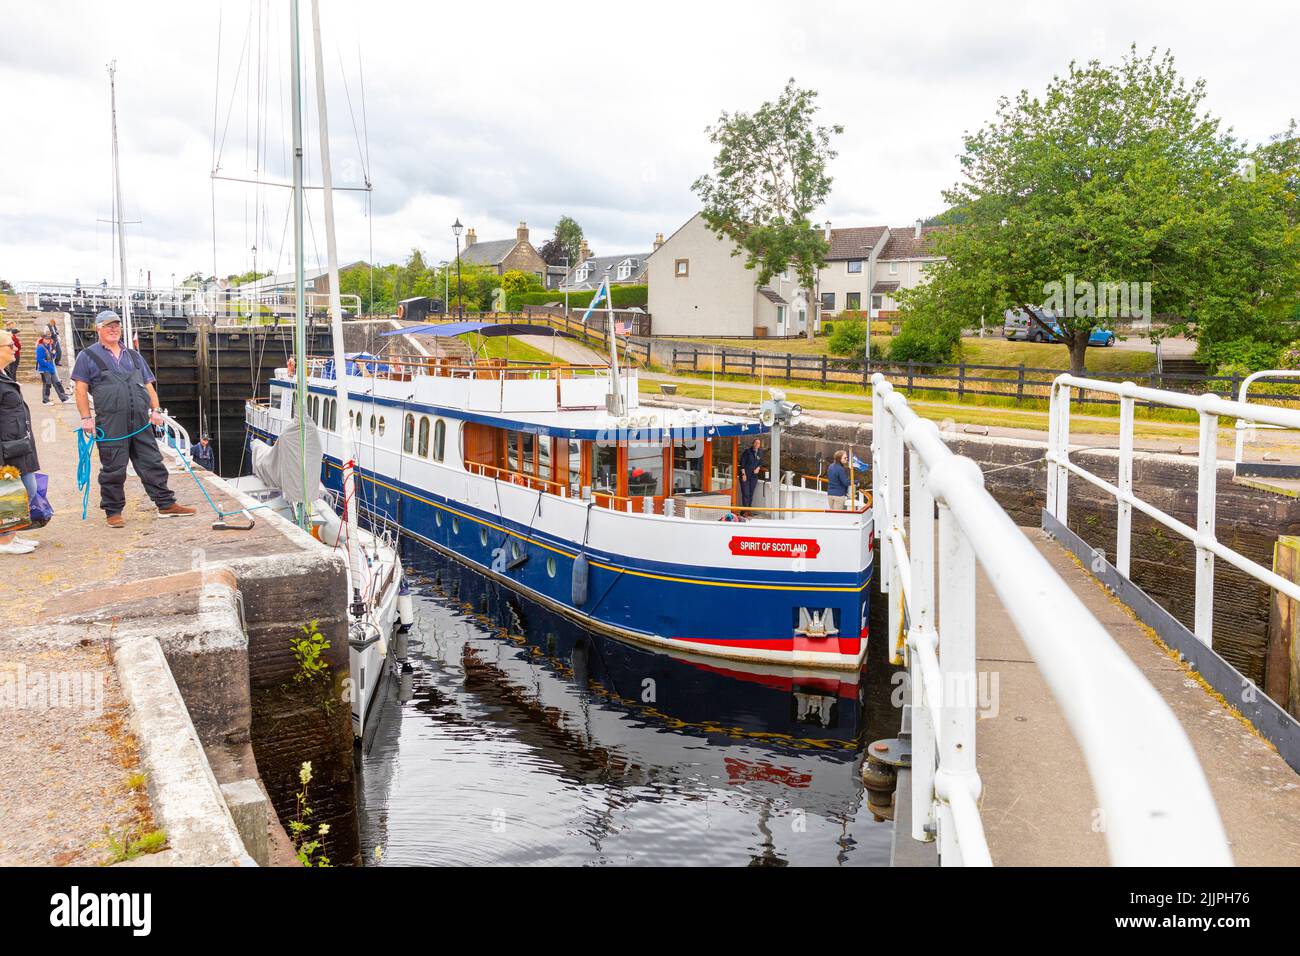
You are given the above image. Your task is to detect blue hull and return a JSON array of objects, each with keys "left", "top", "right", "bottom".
[{"left": 250, "top": 427, "right": 871, "bottom": 665}]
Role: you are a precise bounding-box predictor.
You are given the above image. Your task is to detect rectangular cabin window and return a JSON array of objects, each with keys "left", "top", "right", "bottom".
[
  {"left": 506, "top": 431, "right": 520, "bottom": 472},
  {"left": 537, "top": 435, "right": 552, "bottom": 481},
  {"left": 403, "top": 414, "right": 415, "bottom": 454},
  {"left": 626, "top": 440, "right": 663, "bottom": 499},
  {"left": 568, "top": 440, "right": 582, "bottom": 497},
  {"left": 593, "top": 440, "right": 618, "bottom": 495},
  {"left": 521, "top": 433, "right": 535, "bottom": 475},
  {"left": 672, "top": 439, "right": 704, "bottom": 494},
  {"left": 710, "top": 437, "right": 736, "bottom": 497}
]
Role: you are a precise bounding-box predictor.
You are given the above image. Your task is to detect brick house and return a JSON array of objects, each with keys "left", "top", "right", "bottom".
[{"left": 459, "top": 222, "right": 548, "bottom": 285}]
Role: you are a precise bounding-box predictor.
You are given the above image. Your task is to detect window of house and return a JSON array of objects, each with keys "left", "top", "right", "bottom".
[
  {"left": 820, "top": 292, "right": 835, "bottom": 311},
  {"left": 889, "top": 261, "right": 899, "bottom": 274},
  {"left": 403, "top": 413, "right": 415, "bottom": 454},
  {"left": 575, "top": 265, "right": 589, "bottom": 283},
  {"left": 617, "top": 262, "right": 631, "bottom": 281},
  {"left": 776, "top": 305, "right": 785, "bottom": 330},
  {"left": 871, "top": 294, "right": 883, "bottom": 311},
  {"left": 433, "top": 419, "right": 446, "bottom": 462},
  {"left": 418, "top": 417, "right": 430, "bottom": 458},
  {"left": 846, "top": 292, "right": 861, "bottom": 310},
  {"left": 847, "top": 260, "right": 863, "bottom": 274},
  {"left": 674, "top": 259, "right": 689, "bottom": 277}
]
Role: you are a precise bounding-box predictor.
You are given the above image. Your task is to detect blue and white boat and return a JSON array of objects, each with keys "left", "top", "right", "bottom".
[{"left": 245, "top": 321, "right": 873, "bottom": 671}]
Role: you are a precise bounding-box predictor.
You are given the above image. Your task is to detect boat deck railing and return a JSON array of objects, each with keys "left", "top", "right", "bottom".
[{"left": 305, "top": 354, "right": 612, "bottom": 384}]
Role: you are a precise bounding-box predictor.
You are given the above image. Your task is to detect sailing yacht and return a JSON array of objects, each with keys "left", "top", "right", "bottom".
[{"left": 229, "top": 0, "right": 410, "bottom": 741}]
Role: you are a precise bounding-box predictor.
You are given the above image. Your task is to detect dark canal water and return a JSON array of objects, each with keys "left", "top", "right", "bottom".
[{"left": 357, "top": 543, "right": 900, "bottom": 866}]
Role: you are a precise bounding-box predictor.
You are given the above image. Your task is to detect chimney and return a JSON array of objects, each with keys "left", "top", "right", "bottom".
[
  {"left": 652, "top": 232, "right": 664, "bottom": 251},
  {"left": 824, "top": 220, "right": 832, "bottom": 241},
  {"left": 517, "top": 221, "right": 529, "bottom": 243},
  {"left": 464, "top": 227, "right": 477, "bottom": 247},
  {"left": 914, "top": 219, "right": 923, "bottom": 239},
  {"left": 579, "top": 238, "right": 591, "bottom": 262}
]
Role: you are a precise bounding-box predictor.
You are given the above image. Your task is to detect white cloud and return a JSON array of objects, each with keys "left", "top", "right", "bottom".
[{"left": 2, "top": 0, "right": 1298, "bottom": 287}]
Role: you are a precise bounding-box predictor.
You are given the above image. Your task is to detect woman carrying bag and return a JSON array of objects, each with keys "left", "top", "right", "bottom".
[{"left": 0, "top": 330, "right": 43, "bottom": 555}]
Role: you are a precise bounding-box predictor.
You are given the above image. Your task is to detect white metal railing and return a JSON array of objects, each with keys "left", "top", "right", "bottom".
[
  {"left": 157, "top": 411, "right": 192, "bottom": 462},
  {"left": 1233, "top": 369, "right": 1300, "bottom": 471},
  {"left": 1049, "top": 374, "right": 1300, "bottom": 645},
  {"left": 872, "top": 373, "right": 1231, "bottom": 866}
]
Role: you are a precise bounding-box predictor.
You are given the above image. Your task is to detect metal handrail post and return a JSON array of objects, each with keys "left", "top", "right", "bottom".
[{"left": 1195, "top": 411, "right": 1218, "bottom": 645}]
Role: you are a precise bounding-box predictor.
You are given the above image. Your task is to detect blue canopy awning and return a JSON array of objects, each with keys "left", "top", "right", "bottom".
[{"left": 380, "top": 321, "right": 489, "bottom": 337}]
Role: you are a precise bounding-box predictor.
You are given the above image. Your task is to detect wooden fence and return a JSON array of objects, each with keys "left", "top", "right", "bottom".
[{"left": 667, "top": 345, "right": 1300, "bottom": 407}]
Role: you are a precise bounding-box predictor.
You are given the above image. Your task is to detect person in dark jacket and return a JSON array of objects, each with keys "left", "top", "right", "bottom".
[
  {"left": 72, "top": 311, "right": 196, "bottom": 528},
  {"left": 739, "top": 438, "right": 766, "bottom": 509},
  {"left": 193, "top": 434, "right": 216, "bottom": 471},
  {"left": 4, "top": 326, "right": 18, "bottom": 380},
  {"left": 827, "top": 449, "right": 851, "bottom": 510},
  {"left": 0, "top": 330, "right": 41, "bottom": 555},
  {"left": 36, "top": 334, "right": 69, "bottom": 404},
  {"left": 44, "top": 319, "right": 63, "bottom": 366}
]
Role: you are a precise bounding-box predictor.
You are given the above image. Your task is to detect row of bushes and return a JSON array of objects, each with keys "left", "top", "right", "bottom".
[
  {"left": 828, "top": 318, "right": 957, "bottom": 364},
  {"left": 509, "top": 284, "right": 648, "bottom": 312}
]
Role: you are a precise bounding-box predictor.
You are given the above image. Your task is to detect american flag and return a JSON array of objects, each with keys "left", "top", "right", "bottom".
[{"left": 615, "top": 320, "right": 631, "bottom": 336}]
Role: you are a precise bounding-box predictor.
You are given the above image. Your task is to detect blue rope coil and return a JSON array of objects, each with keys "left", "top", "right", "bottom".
[{"left": 76, "top": 423, "right": 265, "bottom": 521}]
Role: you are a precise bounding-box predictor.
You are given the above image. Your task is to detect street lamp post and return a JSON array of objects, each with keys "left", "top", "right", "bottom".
[
  {"left": 561, "top": 256, "right": 570, "bottom": 320},
  {"left": 452, "top": 219, "right": 464, "bottom": 318}
]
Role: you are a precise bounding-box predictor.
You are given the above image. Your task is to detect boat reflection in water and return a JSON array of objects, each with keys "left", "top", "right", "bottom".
[{"left": 359, "top": 545, "right": 900, "bottom": 866}]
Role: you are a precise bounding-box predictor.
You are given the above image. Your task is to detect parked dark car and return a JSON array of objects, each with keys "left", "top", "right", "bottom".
[{"left": 1003, "top": 307, "right": 1115, "bottom": 346}]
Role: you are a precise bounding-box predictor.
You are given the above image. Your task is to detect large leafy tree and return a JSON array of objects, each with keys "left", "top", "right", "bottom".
[
  {"left": 900, "top": 46, "right": 1300, "bottom": 375},
  {"left": 692, "top": 79, "right": 842, "bottom": 340},
  {"left": 540, "top": 216, "right": 585, "bottom": 265}
]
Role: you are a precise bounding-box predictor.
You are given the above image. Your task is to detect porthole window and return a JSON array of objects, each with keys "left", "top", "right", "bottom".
[
  {"left": 435, "top": 511, "right": 443, "bottom": 528},
  {"left": 546, "top": 557, "right": 556, "bottom": 578},
  {"left": 479, "top": 527, "right": 488, "bottom": 546},
  {"left": 378, "top": 416, "right": 386, "bottom": 437},
  {"left": 369, "top": 414, "right": 377, "bottom": 434},
  {"left": 452, "top": 516, "right": 460, "bottom": 534},
  {"left": 511, "top": 540, "right": 524, "bottom": 562},
  {"left": 418, "top": 417, "right": 430, "bottom": 458},
  {"left": 403, "top": 414, "right": 415, "bottom": 454}
]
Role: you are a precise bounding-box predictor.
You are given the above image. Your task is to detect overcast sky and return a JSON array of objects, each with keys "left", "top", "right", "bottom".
[{"left": 2, "top": 0, "right": 1297, "bottom": 289}]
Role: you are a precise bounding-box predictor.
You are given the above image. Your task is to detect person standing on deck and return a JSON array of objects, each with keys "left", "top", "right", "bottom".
[
  {"left": 739, "top": 438, "right": 767, "bottom": 510},
  {"left": 827, "top": 450, "right": 850, "bottom": 510},
  {"left": 72, "top": 311, "right": 196, "bottom": 528}
]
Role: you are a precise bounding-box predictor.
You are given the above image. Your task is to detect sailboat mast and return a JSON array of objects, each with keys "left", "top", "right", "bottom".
[
  {"left": 108, "top": 62, "right": 134, "bottom": 347},
  {"left": 311, "top": 0, "right": 364, "bottom": 586},
  {"left": 290, "top": 0, "right": 310, "bottom": 519}
]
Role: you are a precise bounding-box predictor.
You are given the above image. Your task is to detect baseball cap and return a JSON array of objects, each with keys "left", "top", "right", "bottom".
[{"left": 94, "top": 310, "right": 122, "bottom": 327}]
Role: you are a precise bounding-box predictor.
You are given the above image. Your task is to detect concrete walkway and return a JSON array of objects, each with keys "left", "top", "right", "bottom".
[
  {"left": 514, "top": 333, "right": 607, "bottom": 366},
  {"left": 973, "top": 528, "right": 1300, "bottom": 866}
]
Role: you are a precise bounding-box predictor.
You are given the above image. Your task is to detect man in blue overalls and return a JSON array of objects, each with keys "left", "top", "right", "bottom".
[{"left": 72, "top": 311, "right": 196, "bottom": 528}]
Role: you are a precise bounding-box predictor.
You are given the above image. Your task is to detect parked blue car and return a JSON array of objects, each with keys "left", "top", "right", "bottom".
[{"left": 1003, "top": 308, "right": 1116, "bottom": 346}]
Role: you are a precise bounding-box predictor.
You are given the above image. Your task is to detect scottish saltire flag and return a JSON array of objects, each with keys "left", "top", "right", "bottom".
[
  {"left": 851, "top": 454, "right": 870, "bottom": 472},
  {"left": 579, "top": 278, "right": 610, "bottom": 325}
]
